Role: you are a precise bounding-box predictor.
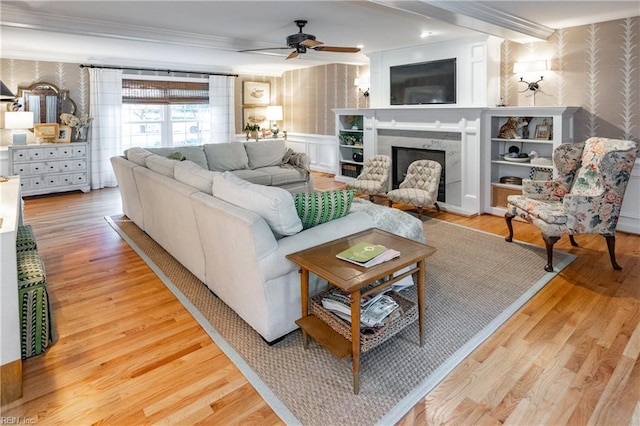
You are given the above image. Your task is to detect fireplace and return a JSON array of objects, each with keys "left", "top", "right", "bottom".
[{"left": 392, "top": 146, "right": 446, "bottom": 202}]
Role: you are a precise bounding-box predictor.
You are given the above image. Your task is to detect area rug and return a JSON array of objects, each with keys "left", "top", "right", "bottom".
[{"left": 106, "top": 215, "right": 574, "bottom": 425}]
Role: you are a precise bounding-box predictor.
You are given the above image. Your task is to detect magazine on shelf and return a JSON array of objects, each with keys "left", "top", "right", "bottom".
[
  {"left": 320, "top": 288, "right": 400, "bottom": 328},
  {"left": 336, "top": 241, "right": 400, "bottom": 267}
]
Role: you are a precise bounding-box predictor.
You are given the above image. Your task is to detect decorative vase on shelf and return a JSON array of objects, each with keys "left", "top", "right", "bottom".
[
  {"left": 75, "top": 126, "right": 87, "bottom": 141},
  {"left": 353, "top": 151, "right": 363, "bottom": 162}
]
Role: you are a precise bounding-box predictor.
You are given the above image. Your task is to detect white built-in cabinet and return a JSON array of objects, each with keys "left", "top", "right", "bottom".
[
  {"left": 9, "top": 142, "right": 90, "bottom": 196},
  {"left": 482, "top": 107, "right": 579, "bottom": 216}
]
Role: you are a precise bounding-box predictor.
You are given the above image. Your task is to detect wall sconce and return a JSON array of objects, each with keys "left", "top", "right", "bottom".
[
  {"left": 266, "top": 105, "right": 283, "bottom": 138},
  {"left": 354, "top": 76, "right": 370, "bottom": 98},
  {"left": 513, "top": 60, "right": 549, "bottom": 105},
  {"left": 5, "top": 111, "right": 34, "bottom": 145}
]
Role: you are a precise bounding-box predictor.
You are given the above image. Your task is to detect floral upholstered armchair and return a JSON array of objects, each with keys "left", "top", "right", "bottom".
[
  {"left": 505, "top": 137, "right": 638, "bottom": 271},
  {"left": 345, "top": 155, "right": 391, "bottom": 202}
]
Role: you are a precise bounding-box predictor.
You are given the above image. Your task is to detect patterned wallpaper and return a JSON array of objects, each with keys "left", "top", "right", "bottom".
[
  {"left": 502, "top": 16, "right": 638, "bottom": 142},
  {"left": 1, "top": 16, "right": 637, "bottom": 142}
]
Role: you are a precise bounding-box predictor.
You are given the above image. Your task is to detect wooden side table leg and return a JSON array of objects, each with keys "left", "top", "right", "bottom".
[
  {"left": 350, "top": 290, "right": 362, "bottom": 394},
  {"left": 300, "top": 267, "right": 310, "bottom": 350},
  {"left": 417, "top": 259, "right": 426, "bottom": 347}
]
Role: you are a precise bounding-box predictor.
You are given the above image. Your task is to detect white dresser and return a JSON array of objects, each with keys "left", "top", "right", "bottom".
[{"left": 8, "top": 143, "right": 90, "bottom": 196}]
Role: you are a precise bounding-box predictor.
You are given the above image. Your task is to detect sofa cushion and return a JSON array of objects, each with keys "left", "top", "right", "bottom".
[
  {"left": 212, "top": 172, "right": 302, "bottom": 237},
  {"left": 244, "top": 140, "right": 287, "bottom": 169},
  {"left": 126, "top": 147, "right": 153, "bottom": 166},
  {"left": 146, "top": 146, "right": 208, "bottom": 169},
  {"left": 204, "top": 142, "right": 249, "bottom": 172},
  {"left": 255, "top": 165, "right": 306, "bottom": 186},
  {"left": 230, "top": 169, "right": 272, "bottom": 185},
  {"left": 145, "top": 154, "right": 179, "bottom": 178},
  {"left": 294, "top": 190, "right": 356, "bottom": 229},
  {"left": 174, "top": 160, "right": 221, "bottom": 194}
]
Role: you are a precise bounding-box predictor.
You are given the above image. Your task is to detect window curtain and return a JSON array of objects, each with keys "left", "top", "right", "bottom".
[
  {"left": 208, "top": 75, "right": 235, "bottom": 143},
  {"left": 89, "top": 68, "right": 123, "bottom": 189}
]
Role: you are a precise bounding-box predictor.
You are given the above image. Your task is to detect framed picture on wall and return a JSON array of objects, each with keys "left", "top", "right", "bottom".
[
  {"left": 243, "top": 81, "right": 270, "bottom": 106},
  {"left": 55, "top": 125, "right": 71, "bottom": 143},
  {"left": 243, "top": 106, "right": 269, "bottom": 130}
]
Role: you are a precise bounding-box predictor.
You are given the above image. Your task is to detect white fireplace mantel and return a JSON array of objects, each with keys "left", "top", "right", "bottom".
[{"left": 357, "top": 107, "right": 486, "bottom": 216}]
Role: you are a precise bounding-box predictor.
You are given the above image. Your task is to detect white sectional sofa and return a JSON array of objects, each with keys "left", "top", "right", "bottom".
[{"left": 111, "top": 143, "right": 424, "bottom": 343}]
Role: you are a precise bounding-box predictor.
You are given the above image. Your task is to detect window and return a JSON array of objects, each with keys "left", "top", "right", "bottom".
[{"left": 121, "top": 78, "right": 211, "bottom": 149}]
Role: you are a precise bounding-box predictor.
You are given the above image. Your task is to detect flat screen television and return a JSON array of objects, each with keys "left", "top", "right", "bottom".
[{"left": 390, "top": 58, "right": 456, "bottom": 105}]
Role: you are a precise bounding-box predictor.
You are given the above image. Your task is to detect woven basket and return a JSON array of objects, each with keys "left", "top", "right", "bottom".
[{"left": 311, "top": 289, "right": 418, "bottom": 353}]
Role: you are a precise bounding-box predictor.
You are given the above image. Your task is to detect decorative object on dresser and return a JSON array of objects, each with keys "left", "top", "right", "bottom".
[
  {"left": 60, "top": 113, "right": 93, "bottom": 142},
  {"left": 9, "top": 143, "right": 90, "bottom": 196},
  {"left": 33, "top": 123, "right": 59, "bottom": 143},
  {"left": 55, "top": 126, "right": 72, "bottom": 143}
]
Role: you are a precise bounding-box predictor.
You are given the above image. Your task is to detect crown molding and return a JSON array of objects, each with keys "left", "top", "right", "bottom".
[
  {"left": 371, "top": 0, "right": 555, "bottom": 43},
  {"left": 0, "top": 6, "right": 252, "bottom": 52}
]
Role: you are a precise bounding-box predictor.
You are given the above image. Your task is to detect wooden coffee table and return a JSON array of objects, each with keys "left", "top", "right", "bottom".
[{"left": 286, "top": 228, "right": 436, "bottom": 394}]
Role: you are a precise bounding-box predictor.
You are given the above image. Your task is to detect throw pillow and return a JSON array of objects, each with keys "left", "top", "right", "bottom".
[
  {"left": 166, "top": 152, "right": 186, "bottom": 161},
  {"left": 145, "top": 154, "right": 178, "bottom": 178},
  {"left": 294, "top": 190, "right": 356, "bottom": 229},
  {"left": 211, "top": 173, "right": 302, "bottom": 237},
  {"left": 126, "top": 147, "right": 153, "bottom": 166}
]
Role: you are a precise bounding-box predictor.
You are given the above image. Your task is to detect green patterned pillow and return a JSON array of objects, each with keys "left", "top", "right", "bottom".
[{"left": 294, "top": 190, "right": 355, "bottom": 229}]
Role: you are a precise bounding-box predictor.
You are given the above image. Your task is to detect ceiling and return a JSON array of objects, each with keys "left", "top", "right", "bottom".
[{"left": 1, "top": 1, "right": 638, "bottom": 76}]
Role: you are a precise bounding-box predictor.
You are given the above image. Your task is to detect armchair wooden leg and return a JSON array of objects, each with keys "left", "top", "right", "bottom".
[
  {"left": 542, "top": 234, "right": 561, "bottom": 272},
  {"left": 505, "top": 212, "right": 515, "bottom": 242},
  {"left": 604, "top": 235, "right": 622, "bottom": 270},
  {"left": 388, "top": 200, "right": 393, "bottom": 207},
  {"left": 569, "top": 235, "right": 579, "bottom": 247},
  {"left": 434, "top": 202, "right": 441, "bottom": 213},
  {"left": 417, "top": 206, "right": 423, "bottom": 220},
  {"left": 368, "top": 195, "right": 374, "bottom": 202}
]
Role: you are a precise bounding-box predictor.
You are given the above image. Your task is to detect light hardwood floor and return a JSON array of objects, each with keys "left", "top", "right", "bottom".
[{"left": 2, "top": 172, "right": 638, "bottom": 425}]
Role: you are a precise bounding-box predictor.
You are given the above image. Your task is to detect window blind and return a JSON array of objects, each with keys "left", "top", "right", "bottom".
[{"left": 122, "top": 79, "right": 209, "bottom": 104}]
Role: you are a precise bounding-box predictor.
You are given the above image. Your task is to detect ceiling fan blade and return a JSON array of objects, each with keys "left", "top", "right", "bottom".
[
  {"left": 286, "top": 51, "right": 299, "bottom": 60},
  {"left": 312, "top": 46, "right": 361, "bottom": 53},
  {"left": 239, "top": 47, "right": 291, "bottom": 53},
  {"left": 300, "top": 39, "right": 323, "bottom": 47}
]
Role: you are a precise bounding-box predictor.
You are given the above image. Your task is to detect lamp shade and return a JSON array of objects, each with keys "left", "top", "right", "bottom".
[
  {"left": 0, "top": 81, "right": 15, "bottom": 100},
  {"left": 266, "top": 105, "right": 283, "bottom": 121},
  {"left": 513, "top": 60, "right": 549, "bottom": 74},
  {"left": 5, "top": 111, "right": 34, "bottom": 129}
]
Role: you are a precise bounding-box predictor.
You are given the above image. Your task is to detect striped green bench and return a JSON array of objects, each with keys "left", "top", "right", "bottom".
[{"left": 17, "top": 249, "right": 52, "bottom": 359}]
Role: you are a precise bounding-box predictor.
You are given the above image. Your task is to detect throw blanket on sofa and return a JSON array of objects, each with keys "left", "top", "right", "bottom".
[
  {"left": 280, "top": 148, "right": 309, "bottom": 180},
  {"left": 350, "top": 198, "right": 426, "bottom": 243}
]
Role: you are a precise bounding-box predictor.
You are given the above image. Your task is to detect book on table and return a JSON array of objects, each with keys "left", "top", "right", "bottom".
[
  {"left": 336, "top": 241, "right": 400, "bottom": 268},
  {"left": 320, "top": 288, "right": 400, "bottom": 328}
]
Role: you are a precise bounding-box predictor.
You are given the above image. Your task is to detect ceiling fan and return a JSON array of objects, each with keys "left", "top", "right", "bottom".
[{"left": 240, "top": 20, "right": 361, "bottom": 60}]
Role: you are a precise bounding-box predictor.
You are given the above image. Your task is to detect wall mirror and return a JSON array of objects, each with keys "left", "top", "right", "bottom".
[{"left": 16, "top": 82, "right": 76, "bottom": 124}]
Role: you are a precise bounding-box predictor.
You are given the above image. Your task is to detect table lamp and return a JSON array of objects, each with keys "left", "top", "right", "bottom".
[
  {"left": 5, "top": 111, "right": 34, "bottom": 145},
  {"left": 266, "top": 105, "right": 283, "bottom": 138}
]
